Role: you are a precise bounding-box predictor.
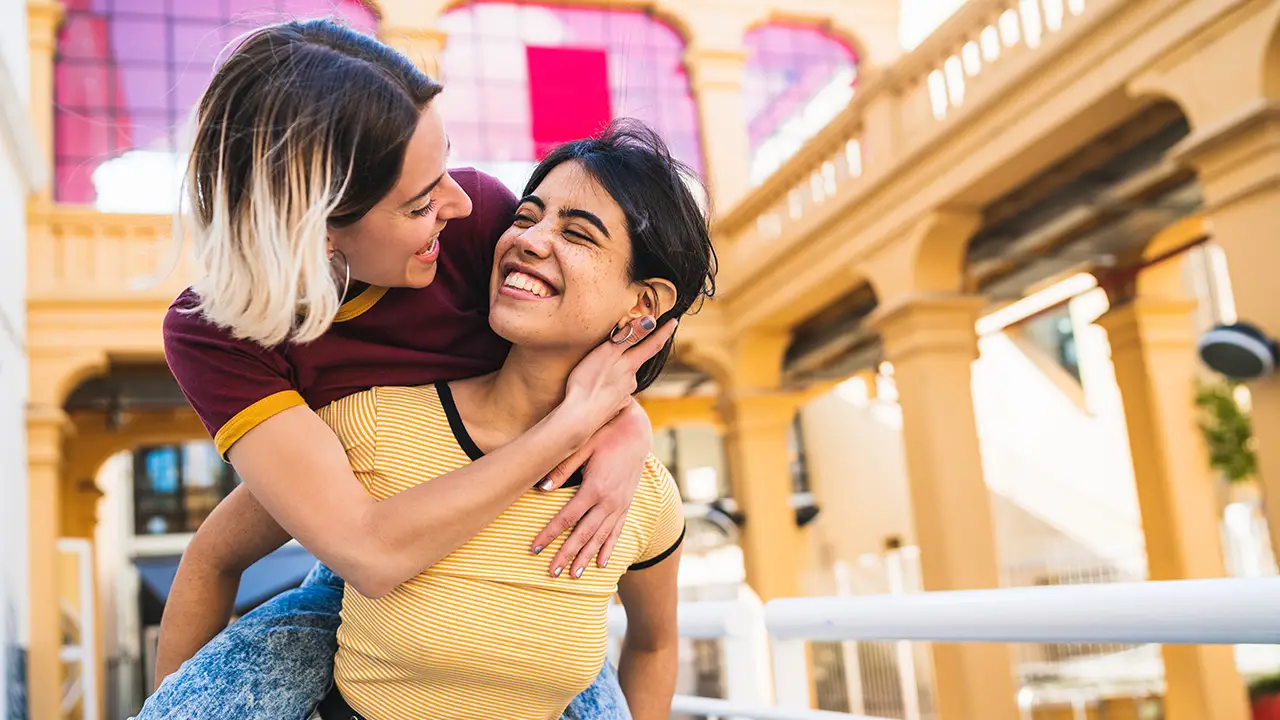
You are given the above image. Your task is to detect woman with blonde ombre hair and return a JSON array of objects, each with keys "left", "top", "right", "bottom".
[{"left": 140, "top": 18, "right": 673, "bottom": 720}]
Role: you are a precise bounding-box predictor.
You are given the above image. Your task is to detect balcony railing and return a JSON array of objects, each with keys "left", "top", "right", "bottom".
[
  {"left": 715, "top": 0, "right": 1106, "bottom": 295},
  {"left": 27, "top": 204, "right": 189, "bottom": 303}
]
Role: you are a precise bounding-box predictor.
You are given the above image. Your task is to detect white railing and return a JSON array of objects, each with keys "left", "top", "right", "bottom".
[
  {"left": 609, "top": 593, "right": 775, "bottom": 717},
  {"left": 623, "top": 578, "right": 1280, "bottom": 720},
  {"left": 58, "top": 538, "right": 99, "bottom": 720},
  {"left": 770, "top": 578, "right": 1280, "bottom": 715}
]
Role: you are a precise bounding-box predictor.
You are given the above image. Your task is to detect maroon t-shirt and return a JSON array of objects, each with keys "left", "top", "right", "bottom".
[{"left": 164, "top": 168, "right": 517, "bottom": 456}]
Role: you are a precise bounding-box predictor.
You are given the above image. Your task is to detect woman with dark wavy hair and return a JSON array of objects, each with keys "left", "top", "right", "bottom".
[{"left": 310, "top": 119, "right": 716, "bottom": 720}]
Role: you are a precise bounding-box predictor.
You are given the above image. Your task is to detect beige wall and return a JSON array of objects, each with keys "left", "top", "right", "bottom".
[{"left": 799, "top": 385, "right": 916, "bottom": 593}]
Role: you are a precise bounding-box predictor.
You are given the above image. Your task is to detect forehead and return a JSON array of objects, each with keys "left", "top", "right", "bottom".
[
  {"left": 528, "top": 162, "right": 625, "bottom": 231},
  {"left": 389, "top": 105, "right": 447, "bottom": 203}
]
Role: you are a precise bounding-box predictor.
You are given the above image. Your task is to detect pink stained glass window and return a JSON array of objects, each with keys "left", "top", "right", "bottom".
[
  {"left": 436, "top": 2, "right": 703, "bottom": 188},
  {"left": 53, "top": 0, "right": 377, "bottom": 206},
  {"left": 742, "top": 24, "right": 858, "bottom": 155}
]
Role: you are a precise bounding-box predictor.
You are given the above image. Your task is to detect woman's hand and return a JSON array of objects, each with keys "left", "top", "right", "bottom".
[
  {"left": 561, "top": 317, "right": 677, "bottom": 434},
  {"left": 531, "top": 401, "right": 653, "bottom": 578},
  {"left": 529, "top": 317, "right": 675, "bottom": 578}
]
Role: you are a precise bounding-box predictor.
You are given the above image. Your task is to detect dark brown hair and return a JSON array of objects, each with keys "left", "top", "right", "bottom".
[{"left": 527, "top": 119, "right": 718, "bottom": 392}]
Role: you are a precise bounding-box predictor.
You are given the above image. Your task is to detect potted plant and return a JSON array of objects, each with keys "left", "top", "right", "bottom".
[
  {"left": 1195, "top": 379, "right": 1259, "bottom": 506},
  {"left": 1199, "top": 382, "right": 1280, "bottom": 719},
  {"left": 1250, "top": 673, "right": 1280, "bottom": 720}
]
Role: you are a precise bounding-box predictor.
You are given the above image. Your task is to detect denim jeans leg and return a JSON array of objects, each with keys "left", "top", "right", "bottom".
[
  {"left": 561, "top": 661, "right": 633, "bottom": 720},
  {"left": 135, "top": 562, "right": 343, "bottom": 720}
]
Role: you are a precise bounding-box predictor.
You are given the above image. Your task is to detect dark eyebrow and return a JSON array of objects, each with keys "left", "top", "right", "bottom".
[
  {"left": 401, "top": 137, "right": 452, "bottom": 208},
  {"left": 562, "top": 209, "right": 611, "bottom": 240},
  {"left": 515, "top": 195, "right": 611, "bottom": 239},
  {"left": 517, "top": 195, "right": 546, "bottom": 211}
]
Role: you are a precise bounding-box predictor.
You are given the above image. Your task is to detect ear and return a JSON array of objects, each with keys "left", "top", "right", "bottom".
[{"left": 623, "top": 278, "right": 678, "bottom": 323}]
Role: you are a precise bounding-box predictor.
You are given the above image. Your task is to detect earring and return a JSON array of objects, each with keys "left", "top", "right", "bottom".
[
  {"left": 331, "top": 248, "right": 351, "bottom": 302},
  {"left": 609, "top": 324, "right": 636, "bottom": 345}
]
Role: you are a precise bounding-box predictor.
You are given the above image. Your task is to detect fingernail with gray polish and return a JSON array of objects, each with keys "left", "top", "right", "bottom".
[
  {"left": 531, "top": 545, "right": 543, "bottom": 555},
  {"left": 538, "top": 479, "right": 554, "bottom": 491},
  {"left": 641, "top": 317, "right": 656, "bottom": 331},
  {"left": 552, "top": 567, "right": 562, "bottom": 578},
  {"left": 573, "top": 567, "right": 584, "bottom": 579}
]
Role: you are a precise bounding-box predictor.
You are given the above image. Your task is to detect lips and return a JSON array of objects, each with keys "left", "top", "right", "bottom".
[
  {"left": 498, "top": 261, "right": 560, "bottom": 299},
  {"left": 414, "top": 232, "right": 441, "bottom": 264},
  {"left": 502, "top": 271, "right": 554, "bottom": 297},
  {"left": 416, "top": 234, "right": 439, "bottom": 257}
]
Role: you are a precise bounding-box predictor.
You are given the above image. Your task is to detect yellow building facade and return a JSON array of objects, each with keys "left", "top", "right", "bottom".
[{"left": 12, "top": 0, "right": 1280, "bottom": 718}]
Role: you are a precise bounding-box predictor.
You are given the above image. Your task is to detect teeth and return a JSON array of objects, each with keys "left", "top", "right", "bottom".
[{"left": 503, "top": 271, "right": 552, "bottom": 297}]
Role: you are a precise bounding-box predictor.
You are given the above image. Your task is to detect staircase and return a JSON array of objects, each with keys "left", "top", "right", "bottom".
[{"left": 801, "top": 315, "right": 1146, "bottom": 582}]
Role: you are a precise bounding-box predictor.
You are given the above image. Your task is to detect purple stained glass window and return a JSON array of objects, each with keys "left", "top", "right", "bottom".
[
  {"left": 742, "top": 24, "right": 857, "bottom": 155},
  {"left": 53, "top": 0, "right": 377, "bottom": 205},
  {"left": 436, "top": 2, "right": 703, "bottom": 185}
]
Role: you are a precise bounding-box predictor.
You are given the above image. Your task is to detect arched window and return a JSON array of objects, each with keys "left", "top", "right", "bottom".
[
  {"left": 53, "top": 0, "right": 377, "bottom": 210},
  {"left": 435, "top": 2, "right": 703, "bottom": 194},
  {"left": 742, "top": 24, "right": 857, "bottom": 184}
]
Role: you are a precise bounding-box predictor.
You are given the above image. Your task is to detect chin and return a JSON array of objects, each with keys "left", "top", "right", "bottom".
[
  {"left": 488, "top": 305, "right": 565, "bottom": 347},
  {"left": 404, "top": 263, "right": 438, "bottom": 289},
  {"left": 487, "top": 307, "right": 526, "bottom": 342}
]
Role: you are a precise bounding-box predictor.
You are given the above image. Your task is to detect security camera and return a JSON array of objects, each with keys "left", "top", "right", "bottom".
[
  {"left": 790, "top": 492, "right": 822, "bottom": 528},
  {"left": 1198, "top": 322, "right": 1279, "bottom": 381}
]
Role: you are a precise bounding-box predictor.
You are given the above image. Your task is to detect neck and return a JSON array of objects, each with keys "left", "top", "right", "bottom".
[{"left": 465, "top": 346, "right": 588, "bottom": 440}]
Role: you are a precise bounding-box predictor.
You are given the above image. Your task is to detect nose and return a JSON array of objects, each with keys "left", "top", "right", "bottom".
[
  {"left": 515, "top": 224, "right": 553, "bottom": 259},
  {"left": 436, "top": 173, "right": 473, "bottom": 221}
]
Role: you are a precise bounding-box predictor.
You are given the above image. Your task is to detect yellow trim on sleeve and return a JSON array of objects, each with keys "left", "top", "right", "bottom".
[
  {"left": 214, "top": 390, "right": 307, "bottom": 458},
  {"left": 334, "top": 285, "right": 388, "bottom": 322}
]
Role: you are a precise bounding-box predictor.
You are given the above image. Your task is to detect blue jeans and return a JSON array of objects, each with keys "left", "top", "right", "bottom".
[{"left": 137, "top": 563, "right": 631, "bottom": 720}]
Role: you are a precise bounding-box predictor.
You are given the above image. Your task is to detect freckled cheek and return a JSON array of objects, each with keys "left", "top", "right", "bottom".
[{"left": 566, "top": 281, "right": 624, "bottom": 334}]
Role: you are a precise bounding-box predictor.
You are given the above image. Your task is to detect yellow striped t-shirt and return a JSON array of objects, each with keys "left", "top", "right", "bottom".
[{"left": 315, "top": 383, "right": 684, "bottom": 720}]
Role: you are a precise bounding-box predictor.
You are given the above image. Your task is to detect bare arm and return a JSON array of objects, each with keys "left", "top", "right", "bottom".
[
  {"left": 154, "top": 398, "right": 653, "bottom": 681},
  {"left": 230, "top": 402, "right": 579, "bottom": 598},
  {"left": 153, "top": 485, "right": 290, "bottom": 683},
  {"left": 616, "top": 547, "right": 682, "bottom": 720},
  {"left": 230, "top": 321, "right": 675, "bottom": 599}
]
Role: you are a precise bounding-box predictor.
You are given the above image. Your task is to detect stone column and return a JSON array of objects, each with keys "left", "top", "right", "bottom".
[
  {"left": 26, "top": 406, "right": 70, "bottom": 720},
  {"left": 1128, "top": 0, "right": 1280, "bottom": 557},
  {"left": 1097, "top": 296, "right": 1249, "bottom": 720},
  {"left": 685, "top": 44, "right": 753, "bottom": 212},
  {"left": 1175, "top": 105, "right": 1280, "bottom": 558},
  {"left": 719, "top": 388, "right": 805, "bottom": 601},
  {"left": 27, "top": 0, "right": 63, "bottom": 203},
  {"left": 870, "top": 294, "right": 1020, "bottom": 720}
]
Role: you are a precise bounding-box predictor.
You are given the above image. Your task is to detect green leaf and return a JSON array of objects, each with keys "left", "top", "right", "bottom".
[{"left": 1194, "top": 379, "right": 1257, "bottom": 484}]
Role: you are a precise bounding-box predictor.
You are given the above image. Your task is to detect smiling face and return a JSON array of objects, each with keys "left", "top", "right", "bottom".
[
  {"left": 327, "top": 105, "right": 473, "bottom": 289},
  {"left": 488, "top": 160, "right": 672, "bottom": 352}
]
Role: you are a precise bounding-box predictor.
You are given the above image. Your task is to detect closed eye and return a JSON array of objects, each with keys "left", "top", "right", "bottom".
[
  {"left": 410, "top": 197, "right": 438, "bottom": 217},
  {"left": 565, "top": 228, "right": 596, "bottom": 244}
]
